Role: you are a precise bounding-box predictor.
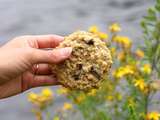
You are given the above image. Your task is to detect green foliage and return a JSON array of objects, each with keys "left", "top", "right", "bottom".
[{"left": 141, "top": 0, "right": 160, "bottom": 77}]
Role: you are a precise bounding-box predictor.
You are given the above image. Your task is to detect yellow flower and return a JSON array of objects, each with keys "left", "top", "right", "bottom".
[
  {"left": 134, "top": 78, "right": 146, "bottom": 91},
  {"left": 141, "top": 64, "right": 151, "bottom": 74},
  {"left": 97, "top": 32, "right": 108, "bottom": 40},
  {"left": 112, "top": 70, "right": 120, "bottom": 78},
  {"left": 109, "top": 23, "right": 121, "bottom": 32},
  {"left": 87, "top": 89, "right": 97, "bottom": 96},
  {"left": 135, "top": 49, "right": 144, "bottom": 58},
  {"left": 113, "top": 65, "right": 135, "bottom": 79},
  {"left": 28, "top": 92, "right": 38, "bottom": 103},
  {"left": 110, "top": 47, "right": 116, "bottom": 56},
  {"left": 117, "top": 51, "right": 126, "bottom": 61},
  {"left": 32, "top": 110, "right": 43, "bottom": 120},
  {"left": 56, "top": 87, "right": 69, "bottom": 95},
  {"left": 115, "top": 92, "right": 122, "bottom": 101},
  {"left": 122, "top": 65, "right": 135, "bottom": 74},
  {"left": 62, "top": 102, "right": 73, "bottom": 110},
  {"left": 146, "top": 111, "right": 160, "bottom": 120},
  {"left": 88, "top": 25, "right": 99, "bottom": 33},
  {"left": 121, "top": 37, "right": 132, "bottom": 49},
  {"left": 75, "top": 93, "right": 86, "bottom": 103},
  {"left": 53, "top": 116, "right": 60, "bottom": 120},
  {"left": 41, "top": 88, "right": 53, "bottom": 98},
  {"left": 128, "top": 97, "right": 136, "bottom": 107},
  {"left": 106, "top": 95, "right": 114, "bottom": 101},
  {"left": 28, "top": 88, "right": 53, "bottom": 109},
  {"left": 113, "top": 36, "right": 132, "bottom": 49}
]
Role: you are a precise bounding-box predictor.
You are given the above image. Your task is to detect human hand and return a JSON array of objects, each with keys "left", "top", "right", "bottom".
[{"left": 0, "top": 35, "right": 72, "bottom": 99}]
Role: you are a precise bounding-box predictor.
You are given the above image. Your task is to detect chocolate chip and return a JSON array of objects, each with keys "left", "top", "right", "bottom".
[
  {"left": 76, "top": 64, "right": 83, "bottom": 70},
  {"left": 86, "top": 39, "right": 94, "bottom": 45},
  {"left": 72, "top": 71, "right": 81, "bottom": 80},
  {"left": 92, "top": 85, "right": 99, "bottom": 89},
  {"left": 73, "top": 74, "right": 80, "bottom": 80},
  {"left": 90, "top": 66, "right": 101, "bottom": 80}
]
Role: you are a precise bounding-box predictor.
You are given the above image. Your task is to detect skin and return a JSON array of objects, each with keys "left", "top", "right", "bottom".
[{"left": 0, "top": 35, "right": 72, "bottom": 99}]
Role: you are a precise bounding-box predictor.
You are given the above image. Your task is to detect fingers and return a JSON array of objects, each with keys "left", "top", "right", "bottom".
[
  {"left": 30, "top": 75, "right": 60, "bottom": 88},
  {"left": 2, "top": 35, "right": 63, "bottom": 49},
  {"left": 34, "top": 35, "right": 64, "bottom": 48},
  {"left": 22, "top": 72, "right": 60, "bottom": 91},
  {"left": 32, "top": 64, "right": 52, "bottom": 75},
  {"left": 29, "top": 47, "right": 72, "bottom": 64}
]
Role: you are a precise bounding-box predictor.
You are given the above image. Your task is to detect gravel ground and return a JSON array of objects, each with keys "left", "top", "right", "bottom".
[{"left": 0, "top": 0, "right": 155, "bottom": 120}]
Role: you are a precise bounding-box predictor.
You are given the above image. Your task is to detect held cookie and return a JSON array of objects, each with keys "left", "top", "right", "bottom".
[{"left": 51, "top": 31, "right": 112, "bottom": 91}]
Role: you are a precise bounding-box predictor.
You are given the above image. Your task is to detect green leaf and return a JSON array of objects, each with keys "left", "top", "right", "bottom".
[
  {"left": 140, "top": 21, "right": 147, "bottom": 29},
  {"left": 148, "top": 8, "right": 156, "bottom": 15},
  {"left": 145, "top": 8, "right": 157, "bottom": 21},
  {"left": 155, "top": 4, "right": 160, "bottom": 11},
  {"left": 144, "top": 16, "right": 156, "bottom": 21},
  {"left": 157, "top": 0, "right": 160, "bottom": 4},
  {"left": 93, "top": 111, "right": 111, "bottom": 120}
]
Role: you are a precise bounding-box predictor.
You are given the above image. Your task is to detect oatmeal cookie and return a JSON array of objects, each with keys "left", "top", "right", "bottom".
[{"left": 51, "top": 31, "right": 112, "bottom": 91}]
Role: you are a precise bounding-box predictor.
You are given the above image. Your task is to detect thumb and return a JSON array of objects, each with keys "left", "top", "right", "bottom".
[{"left": 29, "top": 47, "right": 72, "bottom": 64}]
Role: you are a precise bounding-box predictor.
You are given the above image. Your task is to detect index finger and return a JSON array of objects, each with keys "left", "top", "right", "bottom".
[{"left": 34, "top": 35, "right": 64, "bottom": 48}]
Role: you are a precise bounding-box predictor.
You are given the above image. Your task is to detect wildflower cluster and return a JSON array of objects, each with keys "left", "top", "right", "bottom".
[
  {"left": 146, "top": 112, "right": 160, "bottom": 120},
  {"left": 61, "top": 20, "right": 159, "bottom": 120},
  {"left": 88, "top": 25, "right": 108, "bottom": 40},
  {"left": 28, "top": 88, "right": 53, "bottom": 109},
  {"left": 27, "top": 1, "right": 160, "bottom": 120},
  {"left": 28, "top": 87, "right": 74, "bottom": 120}
]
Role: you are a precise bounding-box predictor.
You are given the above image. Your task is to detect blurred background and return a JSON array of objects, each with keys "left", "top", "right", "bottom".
[{"left": 0, "top": 0, "right": 155, "bottom": 120}]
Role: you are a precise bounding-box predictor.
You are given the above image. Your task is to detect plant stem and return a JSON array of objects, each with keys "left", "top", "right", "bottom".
[
  {"left": 144, "top": 94, "right": 149, "bottom": 114},
  {"left": 45, "top": 109, "right": 51, "bottom": 120}
]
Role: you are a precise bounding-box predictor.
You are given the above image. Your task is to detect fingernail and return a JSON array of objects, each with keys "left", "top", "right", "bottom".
[{"left": 60, "top": 47, "right": 72, "bottom": 57}]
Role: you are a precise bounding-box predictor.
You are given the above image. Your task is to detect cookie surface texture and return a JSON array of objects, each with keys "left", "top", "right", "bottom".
[{"left": 51, "top": 31, "right": 112, "bottom": 91}]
